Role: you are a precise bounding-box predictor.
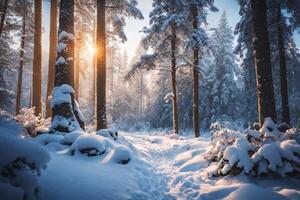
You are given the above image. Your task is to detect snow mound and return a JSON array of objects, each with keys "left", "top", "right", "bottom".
[
  {"left": 62, "top": 129, "right": 86, "bottom": 145},
  {"left": 0, "top": 120, "right": 50, "bottom": 200},
  {"left": 110, "top": 145, "right": 131, "bottom": 164},
  {"left": 96, "top": 128, "right": 118, "bottom": 141},
  {"left": 33, "top": 134, "right": 64, "bottom": 146},
  {"left": 69, "top": 135, "right": 106, "bottom": 156},
  {"left": 223, "top": 184, "right": 288, "bottom": 200}
]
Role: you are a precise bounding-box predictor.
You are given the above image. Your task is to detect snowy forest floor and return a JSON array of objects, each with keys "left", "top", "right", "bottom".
[{"left": 37, "top": 131, "right": 300, "bottom": 200}]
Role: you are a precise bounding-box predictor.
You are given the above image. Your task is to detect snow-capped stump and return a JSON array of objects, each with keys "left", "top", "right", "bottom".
[
  {"left": 96, "top": 128, "right": 118, "bottom": 141},
  {"left": 111, "top": 145, "right": 131, "bottom": 164},
  {"left": 62, "top": 129, "right": 85, "bottom": 145},
  {"left": 69, "top": 135, "right": 106, "bottom": 156},
  {"left": 33, "top": 133, "right": 64, "bottom": 146},
  {"left": 50, "top": 84, "right": 85, "bottom": 134}
]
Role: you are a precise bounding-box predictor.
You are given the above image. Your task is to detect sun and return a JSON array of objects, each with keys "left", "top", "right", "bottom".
[{"left": 85, "top": 42, "right": 97, "bottom": 55}]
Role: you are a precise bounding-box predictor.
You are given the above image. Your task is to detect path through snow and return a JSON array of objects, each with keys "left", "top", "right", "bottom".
[{"left": 38, "top": 132, "right": 300, "bottom": 200}]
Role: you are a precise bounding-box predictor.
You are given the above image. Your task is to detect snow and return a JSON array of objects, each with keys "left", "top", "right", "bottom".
[
  {"left": 62, "top": 129, "right": 86, "bottom": 145},
  {"left": 51, "top": 84, "right": 74, "bottom": 107},
  {"left": 164, "top": 92, "right": 174, "bottom": 103},
  {"left": 56, "top": 56, "right": 67, "bottom": 65},
  {"left": 2, "top": 119, "right": 300, "bottom": 200},
  {"left": 57, "top": 42, "right": 67, "bottom": 53},
  {"left": 69, "top": 135, "right": 106, "bottom": 156},
  {"left": 96, "top": 128, "right": 118, "bottom": 141}
]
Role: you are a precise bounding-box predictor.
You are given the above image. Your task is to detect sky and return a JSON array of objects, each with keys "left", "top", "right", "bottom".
[{"left": 123, "top": 0, "right": 300, "bottom": 61}]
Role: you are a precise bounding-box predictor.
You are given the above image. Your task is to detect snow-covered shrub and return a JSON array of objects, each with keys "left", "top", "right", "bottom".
[
  {"left": 15, "top": 108, "right": 48, "bottom": 136},
  {"left": 206, "top": 118, "right": 300, "bottom": 177},
  {"left": 96, "top": 128, "right": 118, "bottom": 141},
  {"left": 110, "top": 145, "right": 131, "bottom": 164},
  {"left": 69, "top": 135, "right": 106, "bottom": 156},
  {"left": 0, "top": 118, "right": 50, "bottom": 200}
]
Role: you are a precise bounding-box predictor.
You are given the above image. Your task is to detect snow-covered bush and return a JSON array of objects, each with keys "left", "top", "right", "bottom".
[
  {"left": 15, "top": 108, "right": 48, "bottom": 136},
  {"left": 0, "top": 117, "right": 50, "bottom": 200},
  {"left": 69, "top": 135, "right": 106, "bottom": 156},
  {"left": 206, "top": 118, "right": 300, "bottom": 177},
  {"left": 96, "top": 128, "right": 118, "bottom": 141}
]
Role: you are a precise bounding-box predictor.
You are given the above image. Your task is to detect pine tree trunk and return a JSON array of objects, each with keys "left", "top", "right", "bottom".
[
  {"left": 171, "top": 24, "right": 179, "bottom": 134},
  {"left": 75, "top": 33, "right": 81, "bottom": 99},
  {"left": 46, "top": 0, "right": 57, "bottom": 118},
  {"left": 0, "top": 0, "right": 9, "bottom": 37},
  {"left": 55, "top": 0, "right": 75, "bottom": 87},
  {"left": 251, "top": 0, "right": 277, "bottom": 126},
  {"left": 93, "top": 19, "right": 97, "bottom": 119},
  {"left": 276, "top": 1, "right": 290, "bottom": 125},
  {"left": 52, "top": 0, "right": 84, "bottom": 132},
  {"left": 96, "top": 0, "right": 107, "bottom": 130},
  {"left": 192, "top": 6, "right": 200, "bottom": 138},
  {"left": 32, "top": 0, "right": 42, "bottom": 115},
  {"left": 16, "top": 15, "right": 26, "bottom": 115}
]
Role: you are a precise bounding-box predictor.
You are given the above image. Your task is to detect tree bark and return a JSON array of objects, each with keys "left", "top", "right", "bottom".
[
  {"left": 192, "top": 6, "right": 200, "bottom": 138},
  {"left": 55, "top": 0, "right": 75, "bottom": 87},
  {"left": 96, "top": 0, "right": 107, "bottom": 130},
  {"left": 46, "top": 0, "right": 57, "bottom": 118},
  {"left": 276, "top": 1, "right": 290, "bottom": 125},
  {"left": 75, "top": 32, "right": 81, "bottom": 99},
  {"left": 171, "top": 24, "right": 179, "bottom": 134},
  {"left": 16, "top": 15, "right": 26, "bottom": 115},
  {"left": 32, "top": 0, "right": 42, "bottom": 115},
  {"left": 251, "top": 0, "right": 277, "bottom": 126},
  {"left": 52, "top": 0, "right": 84, "bottom": 132},
  {"left": 0, "top": 0, "right": 9, "bottom": 37}
]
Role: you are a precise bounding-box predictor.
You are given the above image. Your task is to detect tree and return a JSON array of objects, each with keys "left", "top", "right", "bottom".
[
  {"left": 251, "top": 0, "right": 277, "bottom": 126},
  {"left": 0, "top": 0, "right": 9, "bottom": 37},
  {"left": 51, "top": 0, "right": 84, "bottom": 133},
  {"left": 46, "top": 0, "right": 58, "bottom": 118},
  {"left": 95, "top": 0, "right": 143, "bottom": 130},
  {"left": 32, "top": 0, "right": 42, "bottom": 115},
  {"left": 209, "top": 12, "right": 241, "bottom": 124},
  {"left": 276, "top": 0, "right": 290, "bottom": 125},
  {"left": 96, "top": 0, "right": 107, "bottom": 130},
  {"left": 15, "top": 0, "right": 27, "bottom": 115}
]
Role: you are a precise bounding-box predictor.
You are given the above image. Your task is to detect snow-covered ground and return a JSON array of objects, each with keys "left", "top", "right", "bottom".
[{"left": 35, "top": 131, "right": 300, "bottom": 200}]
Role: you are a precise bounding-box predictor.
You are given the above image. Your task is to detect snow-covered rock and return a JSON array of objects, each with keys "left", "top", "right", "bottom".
[
  {"left": 110, "top": 145, "right": 131, "bottom": 164},
  {"left": 69, "top": 135, "right": 106, "bottom": 156}
]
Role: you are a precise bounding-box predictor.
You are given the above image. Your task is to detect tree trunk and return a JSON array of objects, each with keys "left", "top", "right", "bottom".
[
  {"left": 192, "top": 6, "right": 200, "bottom": 138},
  {"left": 171, "top": 24, "right": 179, "bottom": 134},
  {"left": 55, "top": 0, "right": 75, "bottom": 87},
  {"left": 52, "top": 0, "right": 84, "bottom": 132},
  {"left": 0, "top": 0, "right": 9, "bottom": 37},
  {"left": 16, "top": 15, "right": 26, "bottom": 115},
  {"left": 276, "top": 1, "right": 290, "bottom": 125},
  {"left": 46, "top": 0, "right": 57, "bottom": 118},
  {"left": 75, "top": 32, "right": 81, "bottom": 99},
  {"left": 251, "top": 0, "right": 277, "bottom": 126},
  {"left": 32, "top": 0, "right": 42, "bottom": 115},
  {"left": 96, "top": 0, "right": 107, "bottom": 130}
]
